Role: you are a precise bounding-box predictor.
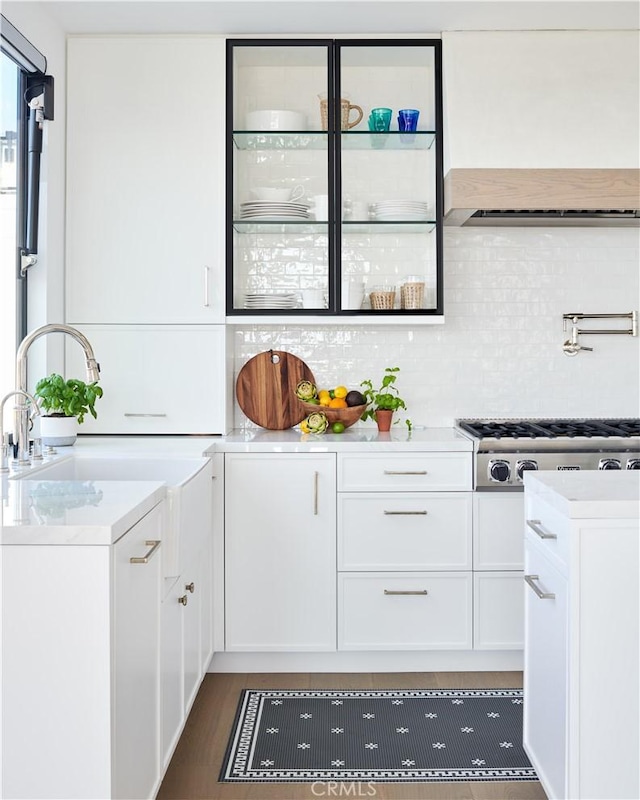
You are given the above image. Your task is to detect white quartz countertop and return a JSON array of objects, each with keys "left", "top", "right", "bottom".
[
  {"left": 524, "top": 471, "right": 640, "bottom": 519},
  {"left": 1, "top": 478, "right": 166, "bottom": 545}
]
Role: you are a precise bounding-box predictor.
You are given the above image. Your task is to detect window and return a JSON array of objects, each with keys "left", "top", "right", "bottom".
[{"left": 0, "top": 15, "right": 50, "bottom": 396}]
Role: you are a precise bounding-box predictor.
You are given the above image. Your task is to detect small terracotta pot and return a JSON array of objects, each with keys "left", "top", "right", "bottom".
[{"left": 375, "top": 409, "right": 394, "bottom": 432}]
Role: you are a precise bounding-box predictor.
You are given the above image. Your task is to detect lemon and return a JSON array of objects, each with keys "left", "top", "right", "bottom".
[
  {"left": 331, "top": 421, "right": 346, "bottom": 434},
  {"left": 300, "top": 419, "right": 310, "bottom": 433},
  {"left": 334, "top": 385, "right": 348, "bottom": 399}
]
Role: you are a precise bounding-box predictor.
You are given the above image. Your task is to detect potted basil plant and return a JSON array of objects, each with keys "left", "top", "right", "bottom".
[
  {"left": 360, "top": 367, "right": 412, "bottom": 432},
  {"left": 34, "top": 373, "right": 103, "bottom": 446}
]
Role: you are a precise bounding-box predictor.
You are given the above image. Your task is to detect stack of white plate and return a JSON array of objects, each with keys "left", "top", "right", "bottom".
[
  {"left": 244, "top": 292, "right": 299, "bottom": 310},
  {"left": 370, "top": 200, "right": 430, "bottom": 221},
  {"left": 239, "top": 201, "right": 310, "bottom": 222}
]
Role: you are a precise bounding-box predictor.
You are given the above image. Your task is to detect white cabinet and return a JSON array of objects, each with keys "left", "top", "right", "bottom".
[
  {"left": 337, "top": 452, "right": 473, "bottom": 651},
  {"left": 473, "top": 493, "right": 524, "bottom": 650},
  {"left": 66, "top": 36, "right": 226, "bottom": 324},
  {"left": 159, "top": 460, "right": 214, "bottom": 770},
  {"left": 2, "top": 501, "right": 164, "bottom": 800},
  {"left": 442, "top": 31, "right": 640, "bottom": 170},
  {"left": 224, "top": 453, "right": 337, "bottom": 651},
  {"left": 523, "top": 473, "right": 639, "bottom": 800},
  {"left": 65, "top": 325, "right": 231, "bottom": 434}
]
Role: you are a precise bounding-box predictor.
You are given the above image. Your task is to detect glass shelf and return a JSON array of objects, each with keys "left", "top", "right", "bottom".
[
  {"left": 233, "top": 220, "right": 327, "bottom": 234},
  {"left": 233, "top": 131, "right": 328, "bottom": 150},
  {"left": 342, "top": 220, "right": 437, "bottom": 233},
  {"left": 341, "top": 131, "right": 436, "bottom": 150}
]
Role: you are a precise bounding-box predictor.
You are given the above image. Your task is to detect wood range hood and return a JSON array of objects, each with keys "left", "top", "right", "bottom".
[{"left": 444, "top": 168, "right": 640, "bottom": 227}]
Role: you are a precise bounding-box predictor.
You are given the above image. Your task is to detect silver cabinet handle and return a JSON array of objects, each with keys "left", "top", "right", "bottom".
[
  {"left": 384, "top": 589, "right": 428, "bottom": 596},
  {"left": 178, "top": 594, "right": 188, "bottom": 606},
  {"left": 130, "top": 539, "right": 161, "bottom": 564},
  {"left": 524, "top": 574, "right": 556, "bottom": 600},
  {"left": 384, "top": 510, "right": 427, "bottom": 516},
  {"left": 526, "top": 519, "right": 557, "bottom": 540},
  {"left": 124, "top": 413, "right": 168, "bottom": 418},
  {"left": 185, "top": 582, "right": 195, "bottom": 593},
  {"left": 383, "top": 470, "right": 427, "bottom": 475},
  {"left": 313, "top": 470, "right": 319, "bottom": 515},
  {"left": 204, "top": 265, "right": 210, "bottom": 307}
]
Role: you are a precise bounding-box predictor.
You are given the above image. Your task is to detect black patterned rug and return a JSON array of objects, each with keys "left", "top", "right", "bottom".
[{"left": 219, "top": 688, "right": 536, "bottom": 783}]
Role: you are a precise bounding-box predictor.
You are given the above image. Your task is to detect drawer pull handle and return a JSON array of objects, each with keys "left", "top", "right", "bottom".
[
  {"left": 185, "top": 582, "right": 195, "bottom": 593},
  {"left": 526, "top": 519, "right": 557, "bottom": 540},
  {"left": 384, "top": 589, "right": 428, "bottom": 596},
  {"left": 130, "top": 539, "right": 161, "bottom": 564},
  {"left": 124, "top": 413, "right": 168, "bottom": 418},
  {"left": 524, "top": 574, "right": 556, "bottom": 600},
  {"left": 178, "top": 594, "right": 188, "bottom": 606},
  {"left": 313, "top": 471, "right": 319, "bottom": 515},
  {"left": 384, "top": 510, "right": 427, "bottom": 515},
  {"left": 383, "top": 470, "right": 427, "bottom": 475}
]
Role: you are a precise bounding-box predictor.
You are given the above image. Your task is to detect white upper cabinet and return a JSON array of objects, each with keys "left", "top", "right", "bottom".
[
  {"left": 66, "top": 36, "right": 226, "bottom": 323},
  {"left": 442, "top": 31, "right": 640, "bottom": 170}
]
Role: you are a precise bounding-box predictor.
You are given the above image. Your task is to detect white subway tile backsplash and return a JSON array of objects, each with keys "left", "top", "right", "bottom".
[{"left": 232, "top": 227, "right": 640, "bottom": 427}]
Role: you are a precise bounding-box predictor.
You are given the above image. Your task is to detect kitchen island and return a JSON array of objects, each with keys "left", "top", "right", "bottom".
[{"left": 523, "top": 470, "right": 640, "bottom": 800}]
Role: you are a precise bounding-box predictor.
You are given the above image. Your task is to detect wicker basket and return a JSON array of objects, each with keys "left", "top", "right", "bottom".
[
  {"left": 400, "top": 281, "right": 425, "bottom": 310},
  {"left": 298, "top": 402, "right": 368, "bottom": 429},
  {"left": 369, "top": 290, "right": 396, "bottom": 310}
]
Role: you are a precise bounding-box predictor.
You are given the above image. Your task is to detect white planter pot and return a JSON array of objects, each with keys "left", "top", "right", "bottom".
[{"left": 40, "top": 416, "right": 79, "bottom": 447}]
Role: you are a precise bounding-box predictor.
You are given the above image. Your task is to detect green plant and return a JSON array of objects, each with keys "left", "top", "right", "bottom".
[
  {"left": 360, "top": 367, "right": 412, "bottom": 431},
  {"left": 34, "top": 373, "right": 103, "bottom": 424}
]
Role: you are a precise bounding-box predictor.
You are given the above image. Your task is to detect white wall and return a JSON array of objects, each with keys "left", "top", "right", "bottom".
[
  {"left": 2, "top": 2, "right": 67, "bottom": 380},
  {"left": 233, "top": 226, "right": 640, "bottom": 427}
]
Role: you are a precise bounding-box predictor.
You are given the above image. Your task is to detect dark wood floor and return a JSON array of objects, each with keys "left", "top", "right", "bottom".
[{"left": 157, "top": 672, "right": 547, "bottom": 800}]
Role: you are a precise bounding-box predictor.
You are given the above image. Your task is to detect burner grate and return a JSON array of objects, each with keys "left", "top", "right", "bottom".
[{"left": 458, "top": 418, "right": 640, "bottom": 440}]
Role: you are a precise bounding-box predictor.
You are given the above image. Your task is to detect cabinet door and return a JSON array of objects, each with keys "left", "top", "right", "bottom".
[
  {"left": 66, "top": 36, "right": 225, "bottom": 323},
  {"left": 65, "top": 325, "right": 230, "bottom": 434},
  {"left": 160, "top": 577, "right": 184, "bottom": 770},
  {"left": 473, "top": 492, "right": 524, "bottom": 570},
  {"left": 523, "top": 539, "right": 568, "bottom": 800},
  {"left": 181, "top": 554, "right": 202, "bottom": 714},
  {"left": 225, "top": 453, "right": 337, "bottom": 651},
  {"left": 113, "top": 503, "right": 163, "bottom": 800},
  {"left": 473, "top": 572, "right": 524, "bottom": 650}
]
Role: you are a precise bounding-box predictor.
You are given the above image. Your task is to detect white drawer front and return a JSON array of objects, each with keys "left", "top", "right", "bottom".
[
  {"left": 338, "top": 493, "right": 472, "bottom": 571},
  {"left": 473, "top": 572, "right": 524, "bottom": 650},
  {"left": 338, "top": 453, "right": 472, "bottom": 492},
  {"left": 338, "top": 572, "right": 472, "bottom": 650},
  {"left": 524, "top": 494, "right": 570, "bottom": 573}
]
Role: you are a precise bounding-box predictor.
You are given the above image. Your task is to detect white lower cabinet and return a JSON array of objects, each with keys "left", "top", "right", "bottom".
[
  {"left": 339, "top": 572, "right": 472, "bottom": 650},
  {"left": 523, "top": 476, "right": 639, "bottom": 800},
  {"left": 65, "top": 325, "right": 231, "bottom": 434},
  {"left": 472, "top": 492, "right": 524, "bottom": 649},
  {"left": 336, "top": 453, "right": 473, "bottom": 651},
  {"left": 224, "top": 453, "right": 337, "bottom": 651},
  {"left": 1, "top": 502, "right": 164, "bottom": 800}
]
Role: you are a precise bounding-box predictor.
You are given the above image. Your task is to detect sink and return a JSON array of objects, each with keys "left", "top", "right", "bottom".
[{"left": 12, "top": 455, "right": 211, "bottom": 578}]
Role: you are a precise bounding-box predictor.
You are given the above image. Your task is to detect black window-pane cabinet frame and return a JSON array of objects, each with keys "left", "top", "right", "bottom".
[{"left": 225, "top": 37, "right": 443, "bottom": 319}]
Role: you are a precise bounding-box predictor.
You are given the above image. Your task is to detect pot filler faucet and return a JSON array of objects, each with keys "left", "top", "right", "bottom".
[{"left": 14, "top": 324, "right": 100, "bottom": 465}]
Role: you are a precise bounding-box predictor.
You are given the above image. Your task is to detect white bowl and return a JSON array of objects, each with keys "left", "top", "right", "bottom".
[{"left": 246, "top": 109, "right": 306, "bottom": 131}]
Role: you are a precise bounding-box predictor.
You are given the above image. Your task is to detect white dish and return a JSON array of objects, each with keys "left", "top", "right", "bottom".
[{"left": 245, "top": 109, "right": 306, "bottom": 131}]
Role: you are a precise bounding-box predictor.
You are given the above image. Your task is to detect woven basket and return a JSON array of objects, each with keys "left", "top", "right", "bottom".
[
  {"left": 369, "top": 290, "right": 396, "bottom": 310},
  {"left": 400, "top": 281, "right": 425, "bottom": 310},
  {"left": 298, "top": 402, "right": 368, "bottom": 429}
]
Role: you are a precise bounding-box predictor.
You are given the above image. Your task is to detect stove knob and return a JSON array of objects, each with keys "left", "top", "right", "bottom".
[
  {"left": 488, "top": 459, "right": 511, "bottom": 483},
  {"left": 516, "top": 459, "right": 539, "bottom": 481},
  {"left": 626, "top": 459, "right": 640, "bottom": 470},
  {"left": 598, "top": 458, "right": 622, "bottom": 470}
]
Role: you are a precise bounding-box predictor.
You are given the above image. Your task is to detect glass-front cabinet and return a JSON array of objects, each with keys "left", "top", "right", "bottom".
[{"left": 226, "top": 39, "right": 443, "bottom": 321}]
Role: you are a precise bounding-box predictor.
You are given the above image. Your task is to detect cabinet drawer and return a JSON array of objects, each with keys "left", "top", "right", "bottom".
[
  {"left": 338, "top": 493, "right": 472, "bottom": 571},
  {"left": 338, "top": 572, "right": 472, "bottom": 650},
  {"left": 338, "top": 453, "right": 472, "bottom": 492},
  {"left": 473, "top": 572, "right": 524, "bottom": 650},
  {"left": 524, "top": 494, "right": 570, "bottom": 573}
]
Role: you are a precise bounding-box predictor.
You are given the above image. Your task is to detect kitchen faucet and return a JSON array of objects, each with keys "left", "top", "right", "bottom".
[
  {"left": 14, "top": 324, "right": 100, "bottom": 465},
  {"left": 0, "top": 390, "right": 40, "bottom": 472}
]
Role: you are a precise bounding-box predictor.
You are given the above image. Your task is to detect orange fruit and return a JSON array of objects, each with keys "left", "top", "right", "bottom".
[{"left": 328, "top": 397, "right": 347, "bottom": 408}]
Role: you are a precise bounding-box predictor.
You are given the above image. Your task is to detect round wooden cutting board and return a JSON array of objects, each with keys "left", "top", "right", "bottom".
[{"left": 236, "top": 350, "right": 316, "bottom": 430}]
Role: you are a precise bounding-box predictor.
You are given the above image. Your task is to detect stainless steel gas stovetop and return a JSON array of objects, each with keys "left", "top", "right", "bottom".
[{"left": 456, "top": 417, "right": 640, "bottom": 490}]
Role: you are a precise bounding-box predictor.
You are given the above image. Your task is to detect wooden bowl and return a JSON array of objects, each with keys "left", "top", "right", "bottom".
[{"left": 298, "top": 401, "right": 368, "bottom": 429}]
